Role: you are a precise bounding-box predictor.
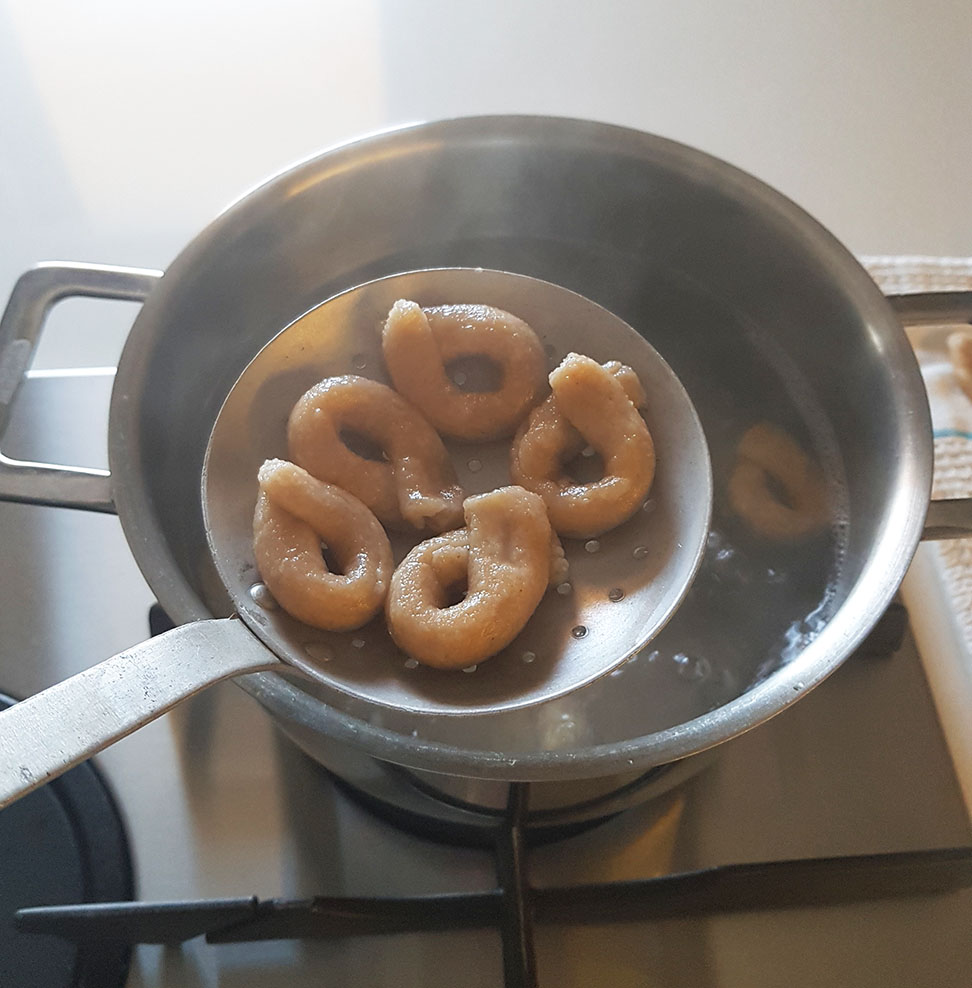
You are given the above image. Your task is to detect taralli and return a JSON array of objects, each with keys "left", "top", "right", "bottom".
[
  {"left": 947, "top": 329, "right": 972, "bottom": 404},
  {"left": 392, "top": 525, "right": 567, "bottom": 592},
  {"left": 253, "top": 459, "right": 394, "bottom": 632},
  {"left": 382, "top": 300, "right": 547, "bottom": 441},
  {"left": 728, "top": 423, "right": 828, "bottom": 540},
  {"left": 385, "top": 486, "right": 555, "bottom": 669},
  {"left": 510, "top": 354, "right": 655, "bottom": 539},
  {"left": 288, "top": 375, "right": 464, "bottom": 533}
]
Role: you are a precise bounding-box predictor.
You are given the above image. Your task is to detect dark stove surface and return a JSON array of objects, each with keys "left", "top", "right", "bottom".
[{"left": 0, "top": 693, "right": 133, "bottom": 988}]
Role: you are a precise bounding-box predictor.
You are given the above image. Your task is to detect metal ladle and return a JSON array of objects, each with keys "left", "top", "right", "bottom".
[{"left": 0, "top": 268, "right": 711, "bottom": 809}]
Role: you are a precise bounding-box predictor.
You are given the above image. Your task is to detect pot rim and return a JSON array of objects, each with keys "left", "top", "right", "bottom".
[{"left": 108, "top": 114, "right": 933, "bottom": 780}]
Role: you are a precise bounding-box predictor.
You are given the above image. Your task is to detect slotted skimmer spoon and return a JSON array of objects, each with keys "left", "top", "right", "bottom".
[{"left": 0, "top": 268, "right": 711, "bottom": 809}]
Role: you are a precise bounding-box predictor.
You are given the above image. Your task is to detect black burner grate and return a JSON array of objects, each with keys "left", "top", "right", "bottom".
[{"left": 0, "top": 693, "right": 134, "bottom": 988}]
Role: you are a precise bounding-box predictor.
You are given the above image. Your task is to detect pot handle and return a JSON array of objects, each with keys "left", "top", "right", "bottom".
[
  {"left": 889, "top": 291, "right": 972, "bottom": 541},
  {"left": 0, "top": 617, "right": 280, "bottom": 810},
  {"left": 0, "top": 262, "right": 162, "bottom": 513}
]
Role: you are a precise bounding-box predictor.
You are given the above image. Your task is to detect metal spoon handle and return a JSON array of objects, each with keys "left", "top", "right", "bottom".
[
  {"left": 889, "top": 292, "right": 972, "bottom": 541},
  {"left": 0, "top": 618, "right": 279, "bottom": 810},
  {"left": 923, "top": 497, "right": 972, "bottom": 540}
]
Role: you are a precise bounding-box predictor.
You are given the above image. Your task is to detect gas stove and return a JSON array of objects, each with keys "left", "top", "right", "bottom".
[{"left": 1, "top": 368, "right": 971, "bottom": 988}]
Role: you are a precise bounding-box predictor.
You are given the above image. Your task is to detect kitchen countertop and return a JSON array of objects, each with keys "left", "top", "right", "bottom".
[{"left": 2, "top": 0, "right": 972, "bottom": 377}]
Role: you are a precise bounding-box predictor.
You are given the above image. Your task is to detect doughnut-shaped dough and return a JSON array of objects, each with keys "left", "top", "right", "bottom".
[
  {"left": 728, "top": 423, "right": 828, "bottom": 540},
  {"left": 393, "top": 525, "right": 567, "bottom": 593},
  {"left": 382, "top": 300, "right": 547, "bottom": 441},
  {"left": 288, "top": 375, "right": 463, "bottom": 533},
  {"left": 386, "top": 486, "right": 554, "bottom": 669},
  {"left": 510, "top": 354, "right": 655, "bottom": 539},
  {"left": 253, "top": 459, "right": 393, "bottom": 631},
  {"left": 947, "top": 329, "right": 972, "bottom": 404}
]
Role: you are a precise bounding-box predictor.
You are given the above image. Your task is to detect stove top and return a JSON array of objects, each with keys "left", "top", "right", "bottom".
[{"left": 1, "top": 369, "right": 971, "bottom": 987}]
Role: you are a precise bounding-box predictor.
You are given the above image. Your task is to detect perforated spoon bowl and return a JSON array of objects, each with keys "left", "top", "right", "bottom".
[{"left": 0, "top": 268, "right": 710, "bottom": 809}]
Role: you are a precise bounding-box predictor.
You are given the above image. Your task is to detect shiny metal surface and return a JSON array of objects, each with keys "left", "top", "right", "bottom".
[
  {"left": 1, "top": 370, "right": 970, "bottom": 988},
  {"left": 0, "top": 618, "right": 279, "bottom": 809},
  {"left": 889, "top": 290, "right": 972, "bottom": 327},
  {"left": 923, "top": 498, "right": 972, "bottom": 541},
  {"left": 892, "top": 291, "right": 972, "bottom": 540},
  {"left": 0, "top": 263, "right": 710, "bottom": 797},
  {"left": 205, "top": 268, "right": 711, "bottom": 716},
  {"left": 0, "top": 262, "right": 160, "bottom": 511},
  {"left": 1, "top": 117, "right": 937, "bottom": 780}
]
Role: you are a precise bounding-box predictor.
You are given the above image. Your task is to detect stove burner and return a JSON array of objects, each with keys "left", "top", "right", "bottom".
[
  {"left": 0, "top": 692, "right": 134, "bottom": 988},
  {"left": 147, "top": 604, "right": 708, "bottom": 845},
  {"left": 146, "top": 600, "right": 911, "bottom": 848}
]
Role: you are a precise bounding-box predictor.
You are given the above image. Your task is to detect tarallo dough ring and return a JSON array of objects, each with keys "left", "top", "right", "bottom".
[
  {"left": 382, "top": 300, "right": 547, "bottom": 441},
  {"left": 510, "top": 354, "right": 655, "bottom": 539},
  {"left": 728, "top": 423, "right": 828, "bottom": 540},
  {"left": 386, "top": 486, "right": 553, "bottom": 669},
  {"left": 947, "top": 329, "right": 972, "bottom": 404},
  {"left": 394, "top": 525, "right": 568, "bottom": 592},
  {"left": 288, "top": 375, "right": 464, "bottom": 533},
  {"left": 253, "top": 459, "right": 393, "bottom": 632}
]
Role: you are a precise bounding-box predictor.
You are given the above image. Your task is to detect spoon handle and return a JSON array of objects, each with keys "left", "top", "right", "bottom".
[{"left": 0, "top": 618, "right": 279, "bottom": 809}]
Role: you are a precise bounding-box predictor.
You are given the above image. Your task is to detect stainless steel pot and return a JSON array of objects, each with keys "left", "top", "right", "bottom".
[{"left": 2, "top": 116, "right": 970, "bottom": 786}]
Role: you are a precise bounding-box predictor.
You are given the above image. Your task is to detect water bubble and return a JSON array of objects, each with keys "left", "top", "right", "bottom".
[
  {"left": 704, "top": 530, "right": 758, "bottom": 586},
  {"left": 303, "top": 642, "right": 332, "bottom": 663},
  {"left": 608, "top": 587, "right": 625, "bottom": 602},
  {"left": 467, "top": 458, "right": 482, "bottom": 473},
  {"left": 351, "top": 638, "right": 366, "bottom": 649},
  {"left": 642, "top": 499, "right": 656, "bottom": 514},
  {"left": 778, "top": 597, "right": 833, "bottom": 665},
  {"left": 410, "top": 729, "right": 419, "bottom": 738},
  {"left": 521, "top": 651, "right": 536, "bottom": 663},
  {"left": 673, "top": 652, "right": 711, "bottom": 682},
  {"left": 581, "top": 445, "right": 596, "bottom": 458},
  {"left": 556, "top": 582, "right": 572, "bottom": 596},
  {"left": 453, "top": 371, "right": 468, "bottom": 386},
  {"left": 545, "top": 717, "right": 578, "bottom": 746},
  {"left": 462, "top": 664, "right": 478, "bottom": 673},
  {"left": 404, "top": 658, "right": 419, "bottom": 669},
  {"left": 571, "top": 625, "right": 588, "bottom": 639},
  {"left": 249, "top": 583, "right": 278, "bottom": 610},
  {"left": 584, "top": 539, "right": 600, "bottom": 554},
  {"left": 633, "top": 545, "right": 649, "bottom": 559},
  {"left": 645, "top": 649, "right": 659, "bottom": 663},
  {"left": 351, "top": 353, "right": 368, "bottom": 370}
]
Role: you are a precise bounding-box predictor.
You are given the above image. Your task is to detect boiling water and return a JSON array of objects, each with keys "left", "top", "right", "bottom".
[{"left": 288, "top": 246, "right": 850, "bottom": 756}]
